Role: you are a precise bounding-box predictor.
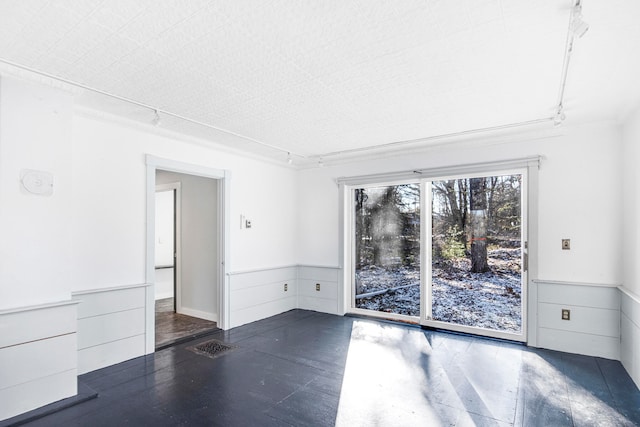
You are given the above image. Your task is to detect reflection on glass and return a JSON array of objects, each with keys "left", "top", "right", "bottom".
[{"left": 354, "top": 184, "right": 420, "bottom": 316}]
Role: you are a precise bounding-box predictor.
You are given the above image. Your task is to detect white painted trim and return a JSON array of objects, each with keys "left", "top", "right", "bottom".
[
  {"left": 179, "top": 307, "right": 218, "bottom": 322},
  {"left": 336, "top": 156, "right": 541, "bottom": 185},
  {"left": 526, "top": 159, "right": 539, "bottom": 347},
  {"left": 227, "top": 264, "right": 341, "bottom": 276},
  {"left": 534, "top": 279, "right": 621, "bottom": 288},
  {"left": 297, "top": 264, "right": 341, "bottom": 270},
  {"left": 349, "top": 307, "right": 420, "bottom": 324},
  {"left": 146, "top": 155, "right": 231, "bottom": 355},
  {"left": 619, "top": 285, "right": 640, "bottom": 304},
  {"left": 0, "top": 299, "right": 79, "bottom": 315},
  {"left": 339, "top": 183, "right": 352, "bottom": 316},
  {"left": 72, "top": 283, "right": 150, "bottom": 296},
  {"left": 421, "top": 181, "right": 431, "bottom": 322},
  {"left": 220, "top": 171, "right": 231, "bottom": 330},
  {"left": 156, "top": 182, "right": 182, "bottom": 314},
  {"left": 228, "top": 264, "right": 299, "bottom": 276},
  {"left": 146, "top": 155, "right": 227, "bottom": 179}
]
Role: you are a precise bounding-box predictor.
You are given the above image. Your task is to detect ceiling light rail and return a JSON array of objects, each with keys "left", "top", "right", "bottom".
[
  {"left": 0, "top": 57, "right": 305, "bottom": 162},
  {"left": 1, "top": 0, "right": 586, "bottom": 169},
  {"left": 554, "top": 0, "right": 589, "bottom": 127},
  {"left": 311, "top": 117, "right": 554, "bottom": 161}
]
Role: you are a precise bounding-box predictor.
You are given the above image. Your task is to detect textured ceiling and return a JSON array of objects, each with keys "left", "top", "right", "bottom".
[{"left": 0, "top": 0, "right": 639, "bottom": 166}]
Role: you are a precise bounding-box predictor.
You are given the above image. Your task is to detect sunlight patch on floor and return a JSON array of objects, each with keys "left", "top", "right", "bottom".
[{"left": 335, "top": 321, "right": 458, "bottom": 426}]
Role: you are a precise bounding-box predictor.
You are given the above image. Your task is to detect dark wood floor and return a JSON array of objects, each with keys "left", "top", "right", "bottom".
[
  {"left": 9, "top": 310, "right": 640, "bottom": 426},
  {"left": 155, "top": 297, "right": 218, "bottom": 349}
]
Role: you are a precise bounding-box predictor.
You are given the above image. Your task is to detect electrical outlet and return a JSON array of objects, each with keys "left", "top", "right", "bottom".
[
  {"left": 316, "top": 283, "right": 321, "bottom": 291},
  {"left": 562, "top": 239, "right": 570, "bottom": 250},
  {"left": 562, "top": 309, "right": 571, "bottom": 320},
  {"left": 284, "top": 283, "right": 288, "bottom": 292}
]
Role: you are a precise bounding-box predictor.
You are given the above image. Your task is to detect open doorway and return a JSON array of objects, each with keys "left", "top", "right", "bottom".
[{"left": 154, "top": 170, "right": 219, "bottom": 349}]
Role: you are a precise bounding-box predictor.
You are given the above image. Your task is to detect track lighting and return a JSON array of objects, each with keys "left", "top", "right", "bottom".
[
  {"left": 318, "top": 158, "right": 324, "bottom": 168},
  {"left": 287, "top": 152, "right": 293, "bottom": 164},
  {"left": 553, "top": 105, "right": 566, "bottom": 127},
  {"left": 571, "top": 4, "right": 589, "bottom": 38},
  {"left": 151, "top": 109, "right": 161, "bottom": 126}
]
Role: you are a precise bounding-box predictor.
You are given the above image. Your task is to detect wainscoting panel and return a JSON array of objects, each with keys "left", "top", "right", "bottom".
[
  {"left": 77, "top": 335, "right": 146, "bottom": 375},
  {"left": 0, "top": 301, "right": 78, "bottom": 421},
  {"left": 73, "top": 284, "right": 147, "bottom": 374},
  {"left": 297, "top": 266, "right": 339, "bottom": 315},
  {"left": 534, "top": 281, "right": 620, "bottom": 360},
  {"left": 77, "top": 307, "right": 145, "bottom": 349},
  {"left": 620, "top": 287, "right": 640, "bottom": 388},
  {"left": 228, "top": 266, "right": 297, "bottom": 328}
]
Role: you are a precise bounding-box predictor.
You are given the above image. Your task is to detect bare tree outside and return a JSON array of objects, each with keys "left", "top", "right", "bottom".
[
  {"left": 354, "top": 174, "right": 523, "bottom": 334},
  {"left": 354, "top": 184, "right": 420, "bottom": 316},
  {"left": 431, "top": 174, "right": 522, "bottom": 332}
]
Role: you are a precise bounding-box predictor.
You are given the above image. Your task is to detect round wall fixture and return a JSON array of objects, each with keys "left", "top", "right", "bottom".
[{"left": 21, "top": 169, "right": 53, "bottom": 196}]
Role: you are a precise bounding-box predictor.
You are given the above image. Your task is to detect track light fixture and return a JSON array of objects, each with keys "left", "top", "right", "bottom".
[
  {"left": 287, "top": 152, "right": 293, "bottom": 164},
  {"left": 151, "top": 109, "right": 161, "bottom": 126},
  {"left": 571, "top": 4, "right": 589, "bottom": 38},
  {"left": 553, "top": 105, "right": 566, "bottom": 127},
  {"left": 318, "top": 158, "right": 324, "bottom": 168}
]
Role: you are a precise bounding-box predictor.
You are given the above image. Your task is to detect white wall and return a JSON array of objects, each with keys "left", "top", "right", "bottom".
[
  {"left": 0, "top": 77, "right": 74, "bottom": 309},
  {"left": 156, "top": 170, "right": 218, "bottom": 320},
  {"left": 0, "top": 74, "right": 301, "bottom": 418},
  {"left": 297, "top": 122, "right": 623, "bottom": 284},
  {"left": 297, "top": 122, "right": 624, "bottom": 357},
  {"left": 70, "top": 111, "right": 298, "bottom": 293}
]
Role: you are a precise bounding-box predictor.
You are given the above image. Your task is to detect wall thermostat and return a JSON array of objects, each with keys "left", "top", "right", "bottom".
[{"left": 21, "top": 169, "right": 53, "bottom": 196}]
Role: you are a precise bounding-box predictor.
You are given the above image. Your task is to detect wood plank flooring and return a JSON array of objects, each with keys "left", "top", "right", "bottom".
[
  {"left": 6, "top": 310, "right": 640, "bottom": 426},
  {"left": 155, "top": 297, "right": 218, "bottom": 349}
]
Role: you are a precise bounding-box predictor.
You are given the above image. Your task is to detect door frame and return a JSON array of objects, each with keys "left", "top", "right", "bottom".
[
  {"left": 419, "top": 168, "right": 528, "bottom": 342},
  {"left": 155, "top": 182, "right": 182, "bottom": 313},
  {"left": 145, "top": 155, "right": 231, "bottom": 354},
  {"left": 338, "top": 156, "right": 540, "bottom": 345}
]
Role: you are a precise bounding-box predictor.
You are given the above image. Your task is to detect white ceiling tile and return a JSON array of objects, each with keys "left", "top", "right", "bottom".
[{"left": 1, "top": 0, "right": 636, "bottom": 163}]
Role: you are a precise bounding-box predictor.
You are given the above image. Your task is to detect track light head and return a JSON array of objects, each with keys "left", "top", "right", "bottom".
[
  {"left": 571, "top": 5, "right": 589, "bottom": 38},
  {"left": 286, "top": 152, "right": 293, "bottom": 165},
  {"left": 553, "top": 105, "right": 566, "bottom": 127},
  {"left": 151, "top": 109, "right": 161, "bottom": 126}
]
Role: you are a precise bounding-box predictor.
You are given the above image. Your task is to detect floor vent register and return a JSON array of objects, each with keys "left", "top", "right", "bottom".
[{"left": 188, "top": 339, "right": 236, "bottom": 359}]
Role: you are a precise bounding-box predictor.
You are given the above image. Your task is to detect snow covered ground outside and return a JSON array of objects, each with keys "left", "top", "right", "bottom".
[{"left": 355, "top": 247, "right": 522, "bottom": 333}]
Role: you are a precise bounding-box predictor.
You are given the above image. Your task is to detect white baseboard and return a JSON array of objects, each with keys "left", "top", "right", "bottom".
[
  {"left": 179, "top": 306, "right": 218, "bottom": 322},
  {"left": 155, "top": 292, "right": 174, "bottom": 300}
]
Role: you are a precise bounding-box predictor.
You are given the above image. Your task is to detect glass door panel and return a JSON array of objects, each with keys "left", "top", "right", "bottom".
[
  {"left": 429, "top": 174, "right": 524, "bottom": 336},
  {"left": 353, "top": 184, "right": 420, "bottom": 317}
]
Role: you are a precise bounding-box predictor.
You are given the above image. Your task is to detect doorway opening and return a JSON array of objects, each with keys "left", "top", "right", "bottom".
[{"left": 154, "top": 171, "right": 219, "bottom": 349}]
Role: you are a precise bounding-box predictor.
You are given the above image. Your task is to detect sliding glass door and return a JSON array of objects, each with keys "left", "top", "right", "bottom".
[
  {"left": 353, "top": 183, "right": 420, "bottom": 318},
  {"left": 351, "top": 170, "right": 527, "bottom": 341}
]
